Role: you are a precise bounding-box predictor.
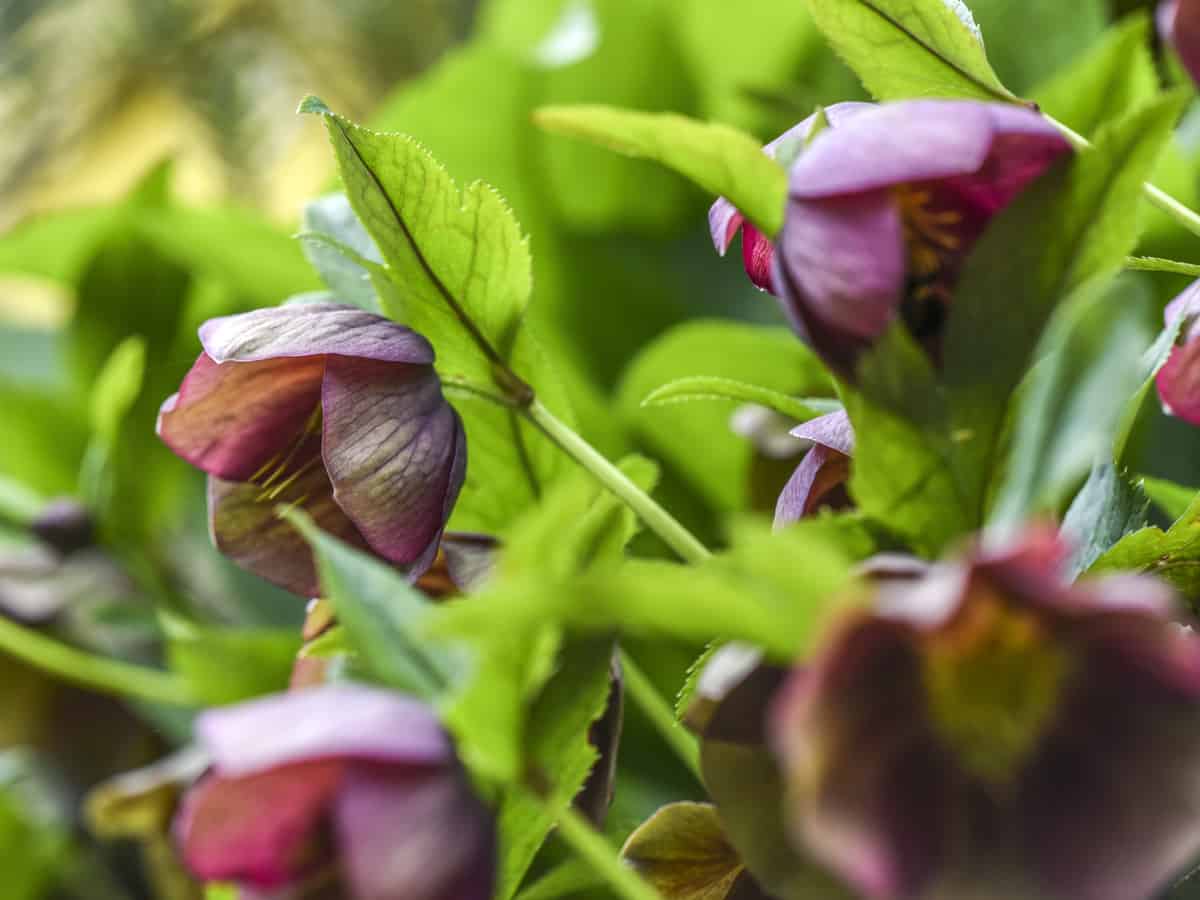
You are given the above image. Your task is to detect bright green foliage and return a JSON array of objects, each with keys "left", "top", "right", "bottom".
[
  {"left": 0, "top": 753, "right": 68, "bottom": 900},
  {"left": 618, "top": 321, "right": 832, "bottom": 515},
  {"left": 283, "top": 508, "right": 466, "bottom": 701},
  {"left": 1091, "top": 494, "right": 1200, "bottom": 601},
  {"left": 1033, "top": 14, "right": 1159, "bottom": 138},
  {"left": 534, "top": 106, "right": 788, "bottom": 238},
  {"left": 641, "top": 376, "right": 837, "bottom": 422},
  {"left": 968, "top": 0, "right": 1106, "bottom": 93},
  {"left": 88, "top": 337, "right": 146, "bottom": 451},
  {"left": 1141, "top": 477, "right": 1199, "bottom": 521},
  {"left": 163, "top": 616, "right": 301, "bottom": 705},
  {"left": 804, "top": 0, "right": 1014, "bottom": 103},
  {"left": 1061, "top": 464, "right": 1151, "bottom": 578},
  {"left": 989, "top": 281, "right": 1151, "bottom": 533}
]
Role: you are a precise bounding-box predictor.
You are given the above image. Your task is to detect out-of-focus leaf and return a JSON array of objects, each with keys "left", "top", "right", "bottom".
[
  {"left": 618, "top": 321, "right": 832, "bottom": 515},
  {"left": 89, "top": 336, "right": 146, "bottom": 450},
  {"left": 803, "top": 0, "right": 1014, "bottom": 103},
  {"left": 282, "top": 508, "right": 467, "bottom": 700},
  {"left": 163, "top": 616, "right": 300, "bottom": 705},
  {"left": 969, "top": 0, "right": 1106, "bottom": 94},
  {"left": 0, "top": 750, "right": 69, "bottom": 900},
  {"left": 298, "top": 193, "right": 383, "bottom": 313},
  {"left": 989, "top": 280, "right": 1150, "bottom": 534},
  {"left": 534, "top": 105, "right": 787, "bottom": 237},
  {"left": 1032, "top": 13, "right": 1158, "bottom": 138},
  {"left": 1062, "top": 464, "right": 1151, "bottom": 579},
  {"left": 1090, "top": 493, "right": 1200, "bottom": 602},
  {"left": 1141, "top": 476, "right": 1198, "bottom": 521},
  {"left": 0, "top": 383, "right": 87, "bottom": 495}
]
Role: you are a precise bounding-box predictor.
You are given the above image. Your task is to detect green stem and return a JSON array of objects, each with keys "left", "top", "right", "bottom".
[
  {"left": 524, "top": 399, "right": 711, "bottom": 565},
  {"left": 1044, "top": 114, "right": 1200, "bottom": 241},
  {"left": 0, "top": 615, "right": 195, "bottom": 706},
  {"left": 620, "top": 648, "right": 702, "bottom": 781},
  {"left": 1125, "top": 256, "right": 1200, "bottom": 278},
  {"left": 549, "top": 800, "right": 664, "bottom": 900}
]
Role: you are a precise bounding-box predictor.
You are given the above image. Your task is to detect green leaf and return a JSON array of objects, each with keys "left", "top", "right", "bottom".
[
  {"left": 988, "top": 280, "right": 1151, "bottom": 533},
  {"left": 533, "top": 105, "right": 788, "bottom": 237},
  {"left": 803, "top": 0, "right": 1015, "bottom": 103},
  {"left": 282, "top": 508, "right": 466, "bottom": 700},
  {"left": 302, "top": 96, "right": 531, "bottom": 385},
  {"left": 298, "top": 193, "right": 383, "bottom": 313},
  {"left": 1141, "top": 476, "right": 1199, "bottom": 521},
  {"left": 495, "top": 639, "right": 616, "bottom": 899},
  {"left": 1090, "top": 494, "right": 1200, "bottom": 602},
  {"left": 1032, "top": 13, "right": 1159, "bottom": 138},
  {"left": 617, "top": 321, "right": 833, "bottom": 515},
  {"left": 641, "top": 376, "right": 835, "bottom": 422},
  {"left": 967, "top": 0, "right": 1106, "bottom": 94},
  {"left": 89, "top": 336, "right": 146, "bottom": 450},
  {"left": 1061, "top": 464, "right": 1151, "bottom": 579},
  {"left": 1115, "top": 287, "right": 1187, "bottom": 464},
  {"left": 163, "top": 617, "right": 300, "bottom": 705}
]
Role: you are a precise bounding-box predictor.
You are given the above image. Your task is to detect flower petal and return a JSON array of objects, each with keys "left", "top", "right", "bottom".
[
  {"left": 176, "top": 761, "right": 343, "bottom": 890},
  {"left": 207, "top": 435, "right": 375, "bottom": 597},
  {"left": 158, "top": 353, "right": 326, "bottom": 480},
  {"left": 740, "top": 224, "right": 776, "bottom": 292},
  {"left": 199, "top": 303, "right": 434, "bottom": 367},
  {"left": 322, "top": 357, "right": 466, "bottom": 573},
  {"left": 335, "top": 764, "right": 495, "bottom": 900},
  {"left": 1164, "top": 0, "right": 1200, "bottom": 87},
  {"left": 775, "top": 413, "right": 855, "bottom": 527},
  {"left": 196, "top": 684, "right": 450, "bottom": 777},
  {"left": 1157, "top": 280, "right": 1200, "bottom": 423}
]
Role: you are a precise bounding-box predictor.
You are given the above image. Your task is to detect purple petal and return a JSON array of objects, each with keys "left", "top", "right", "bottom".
[
  {"left": 709, "top": 203, "right": 745, "bottom": 256},
  {"left": 199, "top": 303, "right": 434, "bottom": 367},
  {"left": 776, "top": 190, "right": 906, "bottom": 342},
  {"left": 439, "top": 533, "right": 497, "bottom": 593},
  {"left": 336, "top": 764, "right": 495, "bottom": 900},
  {"left": 769, "top": 618, "right": 955, "bottom": 899},
  {"left": 176, "top": 761, "right": 343, "bottom": 889},
  {"left": 196, "top": 684, "right": 450, "bottom": 777},
  {"left": 1164, "top": 0, "right": 1200, "bottom": 87},
  {"left": 157, "top": 353, "right": 326, "bottom": 481},
  {"left": 1023, "top": 625, "right": 1200, "bottom": 900},
  {"left": 1157, "top": 280, "right": 1200, "bottom": 423},
  {"left": 788, "top": 101, "right": 1064, "bottom": 200},
  {"left": 774, "top": 445, "right": 851, "bottom": 527},
  {"left": 207, "top": 438, "right": 374, "bottom": 597},
  {"left": 790, "top": 410, "right": 855, "bottom": 454},
  {"left": 741, "top": 223, "right": 776, "bottom": 292},
  {"left": 321, "top": 358, "right": 467, "bottom": 573}
]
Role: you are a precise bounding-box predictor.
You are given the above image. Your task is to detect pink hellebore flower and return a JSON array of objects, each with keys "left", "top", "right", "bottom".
[
  {"left": 1156, "top": 279, "right": 1200, "bottom": 423},
  {"left": 773, "top": 410, "right": 854, "bottom": 528},
  {"left": 768, "top": 530, "right": 1200, "bottom": 900},
  {"left": 157, "top": 303, "right": 466, "bottom": 597},
  {"left": 1160, "top": 0, "right": 1200, "bottom": 87},
  {"left": 176, "top": 684, "right": 495, "bottom": 900}
]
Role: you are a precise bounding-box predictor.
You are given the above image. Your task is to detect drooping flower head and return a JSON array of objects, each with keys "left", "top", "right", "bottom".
[
  {"left": 764, "top": 529, "right": 1200, "bottom": 900},
  {"left": 157, "top": 303, "right": 466, "bottom": 597},
  {"left": 1156, "top": 279, "right": 1200, "bottom": 423},
  {"left": 773, "top": 410, "right": 854, "bottom": 528},
  {"left": 176, "top": 684, "right": 495, "bottom": 900},
  {"left": 1160, "top": 0, "right": 1200, "bottom": 88}
]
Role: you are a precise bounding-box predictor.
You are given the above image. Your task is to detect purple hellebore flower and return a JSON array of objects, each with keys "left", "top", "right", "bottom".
[
  {"left": 175, "top": 684, "right": 495, "bottom": 900},
  {"left": 773, "top": 411, "right": 854, "bottom": 528},
  {"left": 710, "top": 102, "right": 874, "bottom": 293},
  {"left": 1160, "top": 0, "right": 1200, "bottom": 87},
  {"left": 1156, "top": 279, "right": 1200, "bottom": 423},
  {"left": 767, "top": 528, "right": 1200, "bottom": 900},
  {"left": 157, "top": 303, "right": 466, "bottom": 597}
]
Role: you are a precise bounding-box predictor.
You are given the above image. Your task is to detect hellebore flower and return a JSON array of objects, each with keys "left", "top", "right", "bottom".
[
  {"left": 1156, "top": 279, "right": 1200, "bottom": 423},
  {"left": 710, "top": 102, "right": 873, "bottom": 292},
  {"left": 765, "top": 529, "right": 1200, "bottom": 900},
  {"left": 773, "top": 411, "right": 854, "bottom": 528},
  {"left": 176, "top": 684, "right": 495, "bottom": 900},
  {"left": 1160, "top": 0, "right": 1200, "bottom": 87},
  {"left": 157, "top": 303, "right": 466, "bottom": 597}
]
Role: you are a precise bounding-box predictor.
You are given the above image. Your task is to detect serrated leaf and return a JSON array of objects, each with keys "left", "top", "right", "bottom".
[
  {"left": 282, "top": 508, "right": 467, "bottom": 700},
  {"left": 1090, "top": 494, "right": 1200, "bottom": 603},
  {"left": 533, "top": 105, "right": 788, "bottom": 237},
  {"left": 1061, "top": 464, "right": 1151, "bottom": 579},
  {"left": 1032, "top": 13, "right": 1159, "bottom": 138},
  {"left": 641, "top": 376, "right": 833, "bottom": 423},
  {"left": 803, "top": 0, "right": 1015, "bottom": 103},
  {"left": 988, "top": 279, "right": 1151, "bottom": 535}
]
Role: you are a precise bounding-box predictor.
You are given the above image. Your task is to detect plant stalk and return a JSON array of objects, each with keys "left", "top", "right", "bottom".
[
  {"left": 525, "top": 399, "right": 711, "bottom": 565},
  {"left": 620, "top": 648, "right": 702, "bottom": 780},
  {"left": 549, "top": 801, "right": 664, "bottom": 900}
]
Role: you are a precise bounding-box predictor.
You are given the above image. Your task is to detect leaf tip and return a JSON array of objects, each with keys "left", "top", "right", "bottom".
[{"left": 298, "top": 95, "right": 332, "bottom": 117}]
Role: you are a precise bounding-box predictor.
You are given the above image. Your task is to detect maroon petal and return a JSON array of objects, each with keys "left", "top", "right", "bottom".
[
  {"left": 196, "top": 684, "right": 450, "bottom": 776},
  {"left": 741, "top": 223, "right": 776, "bottom": 292},
  {"left": 335, "top": 764, "right": 495, "bottom": 900},
  {"left": 199, "top": 303, "right": 434, "bottom": 367},
  {"left": 774, "top": 411, "right": 856, "bottom": 527},
  {"left": 176, "top": 761, "right": 343, "bottom": 889},
  {"left": 1157, "top": 280, "right": 1200, "bottom": 424},
  {"left": 322, "top": 357, "right": 466, "bottom": 574},
  {"left": 769, "top": 618, "right": 956, "bottom": 899},
  {"left": 157, "top": 353, "right": 326, "bottom": 481},
  {"left": 1163, "top": 0, "right": 1200, "bottom": 87},
  {"left": 1023, "top": 623, "right": 1200, "bottom": 900}
]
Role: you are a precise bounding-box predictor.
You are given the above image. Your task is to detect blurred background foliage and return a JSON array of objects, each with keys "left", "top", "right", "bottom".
[{"left": 0, "top": 0, "right": 1198, "bottom": 897}]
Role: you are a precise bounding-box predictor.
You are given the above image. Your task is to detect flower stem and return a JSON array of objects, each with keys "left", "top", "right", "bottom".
[
  {"left": 1045, "top": 114, "right": 1200, "bottom": 241},
  {"left": 524, "top": 399, "right": 712, "bottom": 565},
  {"left": 1125, "top": 256, "right": 1200, "bottom": 278},
  {"left": 0, "top": 615, "right": 195, "bottom": 706},
  {"left": 620, "top": 648, "right": 702, "bottom": 781},
  {"left": 549, "top": 801, "right": 664, "bottom": 900}
]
